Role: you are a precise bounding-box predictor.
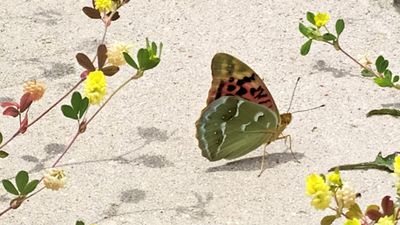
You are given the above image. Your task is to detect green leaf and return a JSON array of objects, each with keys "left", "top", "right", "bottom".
[
  {"left": 151, "top": 42, "right": 157, "bottom": 56},
  {"left": 322, "top": 33, "right": 336, "bottom": 41},
  {"left": 306, "top": 12, "right": 315, "bottom": 25},
  {"left": 21, "top": 180, "right": 39, "bottom": 195},
  {"left": 367, "top": 108, "right": 400, "bottom": 117},
  {"left": 80, "top": 97, "right": 89, "bottom": 119},
  {"left": 299, "top": 23, "right": 311, "bottom": 37},
  {"left": 384, "top": 70, "right": 392, "bottom": 80},
  {"left": 61, "top": 105, "right": 78, "bottom": 120},
  {"left": 393, "top": 75, "right": 399, "bottom": 83},
  {"left": 76, "top": 221, "right": 85, "bottom": 225},
  {"left": 159, "top": 42, "right": 163, "bottom": 58},
  {"left": 378, "top": 60, "right": 389, "bottom": 73},
  {"left": 374, "top": 76, "right": 393, "bottom": 87},
  {"left": 123, "top": 52, "right": 138, "bottom": 69},
  {"left": 137, "top": 48, "right": 160, "bottom": 71},
  {"left": 300, "top": 39, "right": 312, "bottom": 56},
  {"left": 375, "top": 55, "right": 384, "bottom": 72},
  {"left": 15, "top": 171, "right": 29, "bottom": 193},
  {"left": 2, "top": 180, "right": 19, "bottom": 195},
  {"left": 71, "top": 92, "right": 82, "bottom": 115},
  {"left": 375, "top": 55, "right": 389, "bottom": 73},
  {"left": 320, "top": 215, "right": 336, "bottom": 225},
  {"left": 361, "top": 69, "right": 375, "bottom": 77},
  {"left": 335, "top": 19, "right": 345, "bottom": 36},
  {"left": 0, "top": 151, "right": 9, "bottom": 158},
  {"left": 0, "top": 132, "right": 2, "bottom": 144},
  {"left": 346, "top": 204, "right": 363, "bottom": 219},
  {"left": 329, "top": 152, "right": 398, "bottom": 173},
  {"left": 137, "top": 48, "right": 150, "bottom": 70}
]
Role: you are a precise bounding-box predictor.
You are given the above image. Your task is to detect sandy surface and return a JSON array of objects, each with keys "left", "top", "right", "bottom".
[{"left": 0, "top": 0, "right": 400, "bottom": 224}]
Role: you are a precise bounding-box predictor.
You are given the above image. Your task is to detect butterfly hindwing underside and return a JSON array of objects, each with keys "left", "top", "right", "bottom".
[{"left": 196, "top": 96, "right": 279, "bottom": 161}]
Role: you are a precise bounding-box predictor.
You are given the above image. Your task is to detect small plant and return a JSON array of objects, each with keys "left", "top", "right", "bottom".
[
  {"left": 299, "top": 12, "right": 400, "bottom": 117},
  {"left": 306, "top": 156, "right": 400, "bottom": 225},
  {"left": 0, "top": 0, "right": 162, "bottom": 221}
]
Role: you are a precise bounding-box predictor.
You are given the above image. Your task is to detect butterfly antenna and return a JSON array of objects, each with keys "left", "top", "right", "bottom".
[
  {"left": 291, "top": 104, "right": 325, "bottom": 114},
  {"left": 286, "top": 77, "right": 301, "bottom": 113}
]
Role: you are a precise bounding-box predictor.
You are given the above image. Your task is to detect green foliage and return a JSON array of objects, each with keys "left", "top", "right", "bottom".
[
  {"left": 346, "top": 204, "right": 363, "bottom": 219},
  {"left": 61, "top": 91, "right": 89, "bottom": 120},
  {"left": 322, "top": 33, "right": 336, "bottom": 41},
  {"left": 375, "top": 55, "right": 388, "bottom": 73},
  {"left": 335, "top": 19, "right": 345, "bottom": 36},
  {"left": 0, "top": 151, "right": 9, "bottom": 158},
  {"left": 329, "top": 152, "right": 398, "bottom": 173},
  {"left": 367, "top": 108, "right": 400, "bottom": 117},
  {"left": 320, "top": 215, "right": 336, "bottom": 225},
  {"left": 306, "top": 11, "right": 316, "bottom": 25},
  {"left": 361, "top": 69, "right": 375, "bottom": 77},
  {"left": 2, "top": 170, "right": 39, "bottom": 196},
  {"left": 124, "top": 38, "right": 163, "bottom": 72},
  {"left": 301, "top": 39, "right": 312, "bottom": 56},
  {"left": 75, "top": 221, "right": 85, "bottom": 225}
]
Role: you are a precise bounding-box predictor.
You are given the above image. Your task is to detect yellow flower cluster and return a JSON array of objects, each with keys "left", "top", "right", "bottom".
[
  {"left": 394, "top": 155, "right": 400, "bottom": 196},
  {"left": 306, "top": 170, "right": 357, "bottom": 211},
  {"left": 306, "top": 174, "right": 331, "bottom": 210},
  {"left": 84, "top": 70, "right": 107, "bottom": 105},
  {"left": 107, "top": 42, "right": 133, "bottom": 66},
  {"left": 314, "top": 13, "right": 330, "bottom": 27},
  {"left": 343, "top": 218, "right": 361, "bottom": 225},
  {"left": 377, "top": 215, "right": 395, "bottom": 225},
  {"left": 23, "top": 80, "right": 46, "bottom": 101},
  {"left": 43, "top": 168, "right": 67, "bottom": 191},
  {"left": 94, "top": 0, "right": 114, "bottom": 13}
]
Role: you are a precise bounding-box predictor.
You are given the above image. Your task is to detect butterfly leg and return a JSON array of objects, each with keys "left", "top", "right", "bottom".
[
  {"left": 278, "top": 134, "right": 300, "bottom": 163},
  {"left": 257, "top": 144, "right": 269, "bottom": 177}
]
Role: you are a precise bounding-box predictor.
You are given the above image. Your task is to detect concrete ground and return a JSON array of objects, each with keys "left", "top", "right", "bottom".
[{"left": 0, "top": 0, "right": 399, "bottom": 224}]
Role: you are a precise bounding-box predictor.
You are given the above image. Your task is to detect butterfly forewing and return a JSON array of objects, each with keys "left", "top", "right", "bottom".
[
  {"left": 196, "top": 96, "right": 279, "bottom": 161},
  {"left": 207, "top": 53, "right": 279, "bottom": 115}
]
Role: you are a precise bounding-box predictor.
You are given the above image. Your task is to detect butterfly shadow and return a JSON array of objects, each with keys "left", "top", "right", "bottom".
[{"left": 205, "top": 152, "right": 304, "bottom": 173}]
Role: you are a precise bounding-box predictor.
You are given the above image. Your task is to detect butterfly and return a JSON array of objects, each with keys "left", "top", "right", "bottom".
[{"left": 195, "top": 53, "right": 292, "bottom": 173}]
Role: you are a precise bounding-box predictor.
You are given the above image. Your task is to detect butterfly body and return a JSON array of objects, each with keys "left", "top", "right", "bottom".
[{"left": 196, "top": 53, "right": 291, "bottom": 161}]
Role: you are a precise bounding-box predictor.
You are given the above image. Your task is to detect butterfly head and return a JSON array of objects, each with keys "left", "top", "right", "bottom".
[{"left": 280, "top": 113, "right": 292, "bottom": 127}]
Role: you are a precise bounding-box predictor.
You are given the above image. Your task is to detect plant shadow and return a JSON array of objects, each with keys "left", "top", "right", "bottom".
[{"left": 205, "top": 152, "right": 304, "bottom": 173}]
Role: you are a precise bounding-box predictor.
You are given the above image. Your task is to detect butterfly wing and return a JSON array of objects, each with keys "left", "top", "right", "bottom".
[
  {"left": 196, "top": 96, "right": 279, "bottom": 161},
  {"left": 207, "top": 53, "right": 279, "bottom": 116}
]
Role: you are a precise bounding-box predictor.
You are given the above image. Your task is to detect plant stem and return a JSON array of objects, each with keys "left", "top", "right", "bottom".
[
  {"left": 336, "top": 45, "right": 382, "bottom": 78},
  {"left": 52, "top": 130, "right": 80, "bottom": 168},
  {"left": 0, "top": 79, "right": 84, "bottom": 151},
  {"left": 28, "top": 79, "right": 84, "bottom": 129},
  {"left": 86, "top": 70, "right": 143, "bottom": 126},
  {"left": 0, "top": 207, "right": 12, "bottom": 217}
]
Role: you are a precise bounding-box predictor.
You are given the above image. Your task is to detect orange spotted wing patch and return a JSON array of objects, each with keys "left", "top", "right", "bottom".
[{"left": 207, "top": 53, "right": 279, "bottom": 114}]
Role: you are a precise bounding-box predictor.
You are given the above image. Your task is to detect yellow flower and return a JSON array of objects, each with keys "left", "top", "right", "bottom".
[
  {"left": 43, "top": 168, "right": 67, "bottom": 191},
  {"left": 306, "top": 173, "right": 327, "bottom": 195},
  {"left": 394, "top": 155, "right": 400, "bottom": 176},
  {"left": 306, "top": 173, "right": 332, "bottom": 210},
  {"left": 343, "top": 218, "right": 361, "bottom": 225},
  {"left": 327, "top": 170, "right": 341, "bottom": 186},
  {"left": 314, "top": 13, "right": 330, "bottom": 27},
  {"left": 336, "top": 183, "right": 357, "bottom": 208},
  {"left": 377, "top": 215, "right": 395, "bottom": 225},
  {"left": 84, "top": 70, "right": 107, "bottom": 105},
  {"left": 95, "top": 0, "right": 114, "bottom": 12},
  {"left": 107, "top": 42, "right": 133, "bottom": 66},
  {"left": 311, "top": 190, "right": 331, "bottom": 210},
  {"left": 23, "top": 80, "right": 46, "bottom": 101}
]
